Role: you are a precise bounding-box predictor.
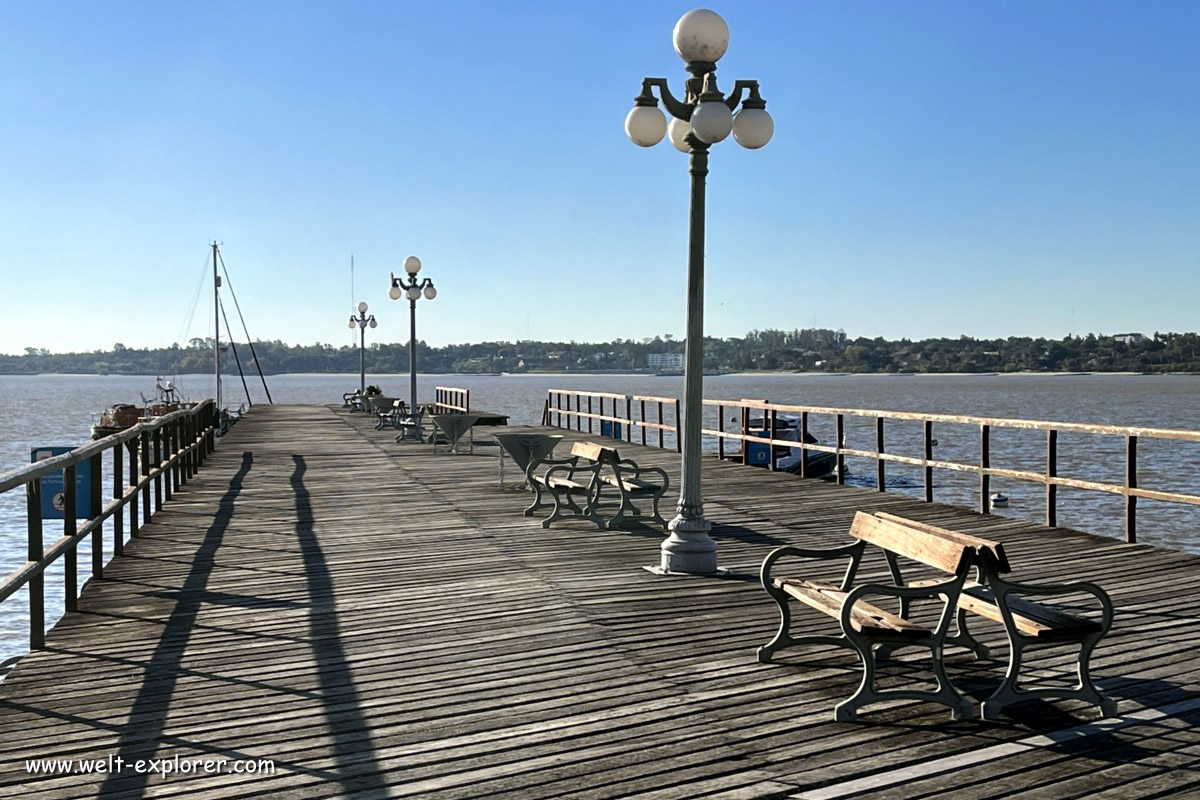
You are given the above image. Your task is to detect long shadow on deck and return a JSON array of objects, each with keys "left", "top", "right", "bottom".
[
  {"left": 100, "top": 452, "right": 254, "bottom": 796},
  {"left": 710, "top": 523, "right": 788, "bottom": 546},
  {"left": 291, "top": 455, "right": 390, "bottom": 796}
]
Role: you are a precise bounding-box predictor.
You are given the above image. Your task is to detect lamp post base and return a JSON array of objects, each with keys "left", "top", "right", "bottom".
[
  {"left": 643, "top": 564, "right": 729, "bottom": 577},
  {"left": 658, "top": 514, "right": 718, "bottom": 574}
]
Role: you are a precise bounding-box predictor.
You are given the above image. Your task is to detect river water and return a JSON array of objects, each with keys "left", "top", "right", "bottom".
[{"left": 1, "top": 372, "right": 1198, "bottom": 664}]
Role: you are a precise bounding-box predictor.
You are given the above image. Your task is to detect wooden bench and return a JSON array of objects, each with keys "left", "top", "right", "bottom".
[
  {"left": 758, "top": 511, "right": 977, "bottom": 721},
  {"left": 872, "top": 512, "right": 1116, "bottom": 720},
  {"left": 393, "top": 411, "right": 425, "bottom": 443},
  {"left": 525, "top": 442, "right": 668, "bottom": 530},
  {"left": 374, "top": 399, "right": 409, "bottom": 430},
  {"left": 525, "top": 442, "right": 606, "bottom": 529}
]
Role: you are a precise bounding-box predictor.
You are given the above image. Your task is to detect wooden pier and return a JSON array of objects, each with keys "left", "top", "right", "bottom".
[{"left": 4, "top": 404, "right": 1200, "bottom": 798}]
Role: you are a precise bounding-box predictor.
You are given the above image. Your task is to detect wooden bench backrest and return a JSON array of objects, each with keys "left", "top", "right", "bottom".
[
  {"left": 571, "top": 441, "right": 619, "bottom": 463},
  {"left": 850, "top": 512, "right": 973, "bottom": 575},
  {"left": 873, "top": 512, "right": 1010, "bottom": 573}
]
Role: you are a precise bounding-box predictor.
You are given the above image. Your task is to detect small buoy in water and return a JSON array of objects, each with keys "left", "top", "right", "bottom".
[
  {"left": 990, "top": 493, "right": 1009, "bottom": 508},
  {"left": 930, "top": 438, "right": 939, "bottom": 447}
]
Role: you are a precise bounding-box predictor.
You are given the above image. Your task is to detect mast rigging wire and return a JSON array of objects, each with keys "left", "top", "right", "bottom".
[
  {"left": 219, "top": 296, "right": 253, "bottom": 409},
  {"left": 166, "top": 250, "right": 217, "bottom": 399},
  {"left": 174, "top": 252, "right": 213, "bottom": 353},
  {"left": 216, "top": 249, "right": 274, "bottom": 404}
]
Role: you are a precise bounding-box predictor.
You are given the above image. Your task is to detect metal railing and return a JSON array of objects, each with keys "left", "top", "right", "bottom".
[
  {"left": 0, "top": 400, "right": 218, "bottom": 651},
  {"left": 434, "top": 386, "right": 470, "bottom": 414},
  {"left": 544, "top": 390, "right": 1200, "bottom": 544}
]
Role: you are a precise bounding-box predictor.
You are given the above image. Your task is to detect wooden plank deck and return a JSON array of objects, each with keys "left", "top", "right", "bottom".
[{"left": 3, "top": 403, "right": 1199, "bottom": 799}]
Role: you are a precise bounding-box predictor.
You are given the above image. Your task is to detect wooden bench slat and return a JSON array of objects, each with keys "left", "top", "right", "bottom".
[
  {"left": 598, "top": 475, "right": 660, "bottom": 492},
  {"left": 776, "top": 579, "right": 931, "bottom": 637},
  {"left": 873, "top": 511, "right": 1011, "bottom": 573},
  {"left": 531, "top": 475, "right": 589, "bottom": 492},
  {"left": 910, "top": 578, "right": 1103, "bottom": 638},
  {"left": 570, "top": 441, "right": 616, "bottom": 462},
  {"left": 851, "top": 513, "right": 973, "bottom": 575},
  {"left": 960, "top": 583, "right": 1102, "bottom": 639}
]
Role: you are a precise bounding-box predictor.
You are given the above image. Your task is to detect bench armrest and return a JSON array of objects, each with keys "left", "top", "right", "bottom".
[
  {"left": 545, "top": 461, "right": 602, "bottom": 488},
  {"left": 760, "top": 542, "right": 865, "bottom": 594},
  {"left": 842, "top": 578, "right": 965, "bottom": 636},
  {"left": 613, "top": 459, "right": 669, "bottom": 490},
  {"left": 991, "top": 577, "right": 1114, "bottom": 633},
  {"left": 525, "top": 455, "right": 576, "bottom": 479},
  {"left": 527, "top": 456, "right": 588, "bottom": 484}
]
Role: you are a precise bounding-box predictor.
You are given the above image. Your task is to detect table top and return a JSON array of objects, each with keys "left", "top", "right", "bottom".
[
  {"left": 430, "top": 414, "right": 481, "bottom": 442},
  {"left": 494, "top": 432, "right": 565, "bottom": 472}
]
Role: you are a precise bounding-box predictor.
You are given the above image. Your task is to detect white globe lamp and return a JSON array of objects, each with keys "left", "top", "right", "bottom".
[{"left": 672, "top": 9, "right": 729, "bottom": 64}]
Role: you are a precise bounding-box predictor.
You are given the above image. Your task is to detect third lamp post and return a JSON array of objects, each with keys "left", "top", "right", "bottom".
[
  {"left": 348, "top": 301, "right": 377, "bottom": 395},
  {"left": 388, "top": 256, "right": 437, "bottom": 433},
  {"left": 625, "top": 8, "right": 773, "bottom": 574}
]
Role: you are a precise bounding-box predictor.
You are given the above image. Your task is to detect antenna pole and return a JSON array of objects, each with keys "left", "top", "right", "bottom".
[{"left": 213, "top": 241, "right": 221, "bottom": 415}]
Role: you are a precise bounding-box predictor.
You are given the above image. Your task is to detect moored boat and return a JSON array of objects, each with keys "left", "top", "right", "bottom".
[
  {"left": 90, "top": 379, "right": 193, "bottom": 440},
  {"left": 734, "top": 415, "right": 843, "bottom": 478},
  {"left": 90, "top": 404, "right": 147, "bottom": 439}
]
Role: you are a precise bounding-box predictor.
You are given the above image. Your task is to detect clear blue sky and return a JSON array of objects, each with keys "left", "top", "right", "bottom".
[{"left": 1, "top": 1, "right": 1197, "bottom": 355}]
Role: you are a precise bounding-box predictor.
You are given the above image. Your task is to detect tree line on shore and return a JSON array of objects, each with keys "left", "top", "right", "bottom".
[{"left": 4, "top": 329, "right": 1199, "bottom": 375}]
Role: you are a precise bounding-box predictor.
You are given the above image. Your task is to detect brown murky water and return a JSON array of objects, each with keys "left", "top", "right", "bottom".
[{"left": 1, "top": 371, "right": 1197, "bottom": 661}]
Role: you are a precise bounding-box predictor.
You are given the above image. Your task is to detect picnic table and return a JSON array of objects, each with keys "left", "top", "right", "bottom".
[
  {"left": 430, "top": 413, "right": 481, "bottom": 454},
  {"left": 494, "top": 431, "right": 565, "bottom": 489}
]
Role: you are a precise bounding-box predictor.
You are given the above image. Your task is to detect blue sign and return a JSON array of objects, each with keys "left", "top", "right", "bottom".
[
  {"left": 31, "top": 447, "right": 93, "bottom": 520},
  {"left": 745, "top": 429, "right": 773, "bottom": 468}
]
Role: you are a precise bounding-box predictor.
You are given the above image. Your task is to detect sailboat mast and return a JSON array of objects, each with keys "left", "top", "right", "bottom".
[{"left": 213, "top": 241, "right": 221, "bottom": 414}]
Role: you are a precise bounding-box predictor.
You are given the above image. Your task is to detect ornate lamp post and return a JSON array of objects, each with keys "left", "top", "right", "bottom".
[
  {"left": 388, "top": 256, "right": 437, "bottom": 433},
  {"left": 347, "top": 301, "right": 377, "bottom": 395},
  {"left": 625, "top": 9, "right": 773, "bottom": 574}
]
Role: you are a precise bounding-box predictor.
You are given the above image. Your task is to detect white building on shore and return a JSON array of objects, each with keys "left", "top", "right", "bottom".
[{"left": 647, "top": 353, "right": 684, "bottom": 372}]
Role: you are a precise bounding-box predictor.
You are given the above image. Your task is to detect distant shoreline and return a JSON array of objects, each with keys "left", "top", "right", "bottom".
[
  {"left": 6, "top": 328, "right": 1198, "bottom": 376},
  {"left": 722, "top": 370, "right": 1172, "bottom": 377},
  {"left": 3, "top": 370, "right": 1197, "bottom": 378}
]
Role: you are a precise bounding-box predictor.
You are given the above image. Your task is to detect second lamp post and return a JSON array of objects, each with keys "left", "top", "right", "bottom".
[
  {"left": 348, "top": 301, "right": 377, "bottom": 395},
  {"left": 389, "top": 256, "right": 437, "bottom": 430}
]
